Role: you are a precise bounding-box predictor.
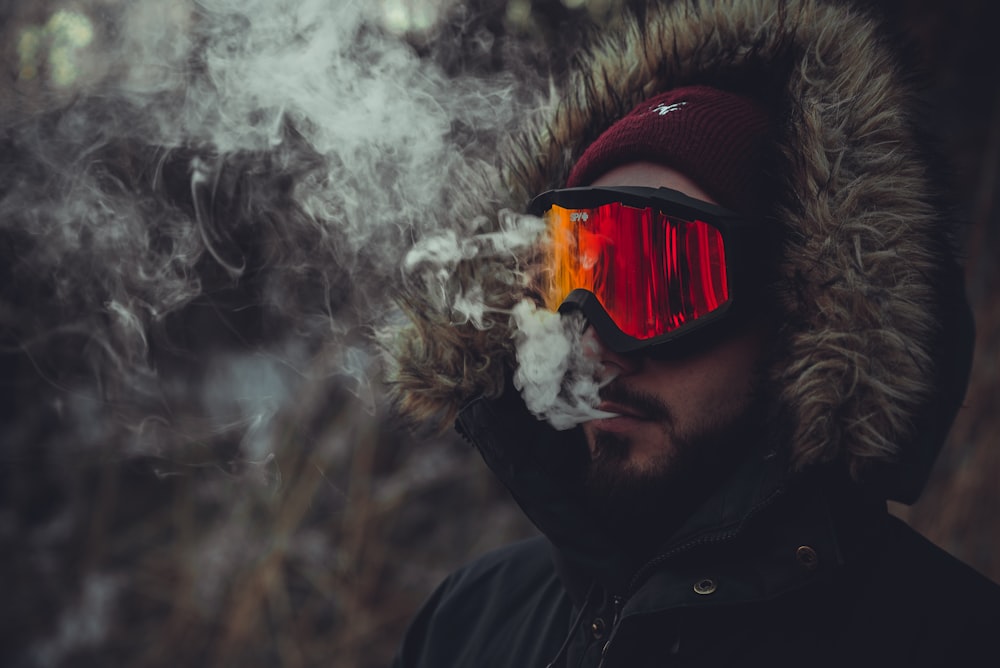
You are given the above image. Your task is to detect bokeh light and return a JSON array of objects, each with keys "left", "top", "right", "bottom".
[
  {"left": 379, "top": 0, "right": 445, "bottom": 35},
  {"left": 16, "top": 9, "right": 94, "bottom": 87}
]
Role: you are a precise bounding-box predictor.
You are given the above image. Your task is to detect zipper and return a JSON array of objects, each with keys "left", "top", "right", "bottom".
[
  {"left": 544, "top": 582, "right": 597, "bottom": 668},
  {"left": 595, "top": 596, "right": 622, "bottom": 668},
  {"left": 611, "top": 594, "right": 623, "bottom": 626}
]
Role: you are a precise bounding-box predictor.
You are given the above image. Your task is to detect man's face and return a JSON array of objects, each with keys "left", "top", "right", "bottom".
[{"left": 578, "top": 162, "right": 771, "bottom": 543}]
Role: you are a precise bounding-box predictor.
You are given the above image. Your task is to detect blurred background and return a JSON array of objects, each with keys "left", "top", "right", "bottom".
[{"left": 1, "top": 1, "right": 997, "bottom": 666}]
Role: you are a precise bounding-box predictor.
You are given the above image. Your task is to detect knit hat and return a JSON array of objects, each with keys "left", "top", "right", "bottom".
[{"left": 566, "top": 85, "right": 771, "bottom": 215}]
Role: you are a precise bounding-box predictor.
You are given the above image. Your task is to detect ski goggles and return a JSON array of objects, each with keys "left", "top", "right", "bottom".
[{"left": 528, "top": 186, "right": 764, "bottom": 353}]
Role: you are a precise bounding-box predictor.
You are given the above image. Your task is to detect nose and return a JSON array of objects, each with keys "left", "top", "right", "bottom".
[{"left": 581, "top": 325, "right": 640, "bottom": 379}]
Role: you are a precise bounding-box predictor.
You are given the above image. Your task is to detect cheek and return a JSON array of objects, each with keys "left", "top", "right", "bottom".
[{"left": 665, "top": 340, "right": 763, "bottom": 418}]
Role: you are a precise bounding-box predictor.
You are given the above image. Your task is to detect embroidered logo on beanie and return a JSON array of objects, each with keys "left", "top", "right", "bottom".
[
  {"left": 566, "top": 85, "right": 771, "bottom": 215},
  {"left": 650, "top": 101, "right": 687, "bottom": 116}
]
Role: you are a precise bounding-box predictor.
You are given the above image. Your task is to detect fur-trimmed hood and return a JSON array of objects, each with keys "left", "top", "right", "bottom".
[{"left": 385, "top": 0, "right": 974, "bottom": 503}]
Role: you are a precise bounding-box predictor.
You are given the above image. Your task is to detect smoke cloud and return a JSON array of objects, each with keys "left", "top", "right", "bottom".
[
  {"left": 402, "top": 209, "right": 615, "bottom": 430},
  {"left": 1, "top": 0, "right": 531, "bottom": 462},
  {"left": 511, "top": 300, "right": 617, "bottom": 429},
  {"left": 0, "top": 1, "right": 632, "bottom": 663}
]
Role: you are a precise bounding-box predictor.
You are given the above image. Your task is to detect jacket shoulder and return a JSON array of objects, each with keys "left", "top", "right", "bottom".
[
  {"left": 841, "top": 515, "right": 1000, "bottom": 664},
  {"left": 393, "top": 536, "right": 571, "bottom": 668},
  {"left": 877, "top": 515, "right": 1000, "bottom": 599}
]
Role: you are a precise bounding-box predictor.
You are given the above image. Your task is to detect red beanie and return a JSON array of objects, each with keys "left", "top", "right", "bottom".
[{"left": 566, "top": 85, "right": 771, "bottom": 215}]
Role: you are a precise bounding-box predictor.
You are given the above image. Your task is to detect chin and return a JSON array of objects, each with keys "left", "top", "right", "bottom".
[
  {"left": 623, "top": 452, "right": 675, "bottom": 477},
  {"left": 586, "top": 425, "right": 673, "bottom": 470}
]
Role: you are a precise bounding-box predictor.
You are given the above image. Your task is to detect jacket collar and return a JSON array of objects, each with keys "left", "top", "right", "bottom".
[{"left": 457, "top": 388, "right": 886, "bottom": 614}]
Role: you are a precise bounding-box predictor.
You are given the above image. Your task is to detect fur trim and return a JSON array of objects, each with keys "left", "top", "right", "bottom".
[{"left": 384, "top": 0, "right": 962, "bottom": 481}]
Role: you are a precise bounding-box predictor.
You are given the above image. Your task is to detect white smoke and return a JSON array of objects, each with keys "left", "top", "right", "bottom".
[
  {"left": 402, "top": 209, "right": 546, "bottom": 325},
  {"left": 0, "top": 1, "right": 606, "bottom": 663},
  {"left": 511, "top": 300, "right": 617, "bottom": 429},
  {"left": 1, "top": 0, "right": 532, "bottom": 463},
  {"left": 403, "top": 211, "right": 615, "bottom": 430},
  {"left": 29, "top": 574, "right": 122, "bottom": 667}
]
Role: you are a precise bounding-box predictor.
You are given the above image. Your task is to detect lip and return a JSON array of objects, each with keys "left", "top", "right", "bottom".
[
  {"left": 589, "top": 401, "right": 654, "bottom": 434},
  {"left": 596, "top": 400, "right": 647, "bottom": 420}
]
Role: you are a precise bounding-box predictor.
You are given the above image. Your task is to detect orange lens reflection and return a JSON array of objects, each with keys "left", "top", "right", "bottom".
[{"left": 544, "top": 202, "right": 728, "bottom": 340}]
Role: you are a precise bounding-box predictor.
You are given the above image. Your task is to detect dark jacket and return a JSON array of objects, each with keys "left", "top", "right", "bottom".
[
  {"left": 396, "top": 521, "right": 1000, "bottom": 667},
  {"left": 394, "top": 394, "right": 1000, "bottom": 667},
  {"left": 387, "top": 0, "right": 1000, "bottom": 665}
]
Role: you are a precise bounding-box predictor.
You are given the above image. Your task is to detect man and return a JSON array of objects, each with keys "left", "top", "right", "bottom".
[{"left": 386, "top": 0, "right": 1000, "bottom": 665}]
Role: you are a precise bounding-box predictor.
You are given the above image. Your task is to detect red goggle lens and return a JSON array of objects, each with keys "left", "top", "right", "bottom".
[{"left": 543, "top": 202, "right": 729, "bottom": 340}]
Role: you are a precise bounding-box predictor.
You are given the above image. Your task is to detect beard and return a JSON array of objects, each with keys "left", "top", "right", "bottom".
[{"left": 578, "top": 374, "right": 773, "bottom": 559}]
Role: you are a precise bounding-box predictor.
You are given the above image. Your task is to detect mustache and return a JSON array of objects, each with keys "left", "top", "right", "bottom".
[{"left": 599, "top": 380, "right": 674, "bottom": 424}]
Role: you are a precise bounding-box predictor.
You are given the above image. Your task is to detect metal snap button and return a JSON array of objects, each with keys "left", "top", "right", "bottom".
[
  {"left": 693, "top": 578, "right": 717, "bottom": 595},
  {"left": 591, "top": 617, "right": 606, "bottom": 639},
  {"left": 796, "top": 545, "right": 819, "bottom": 571}
]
